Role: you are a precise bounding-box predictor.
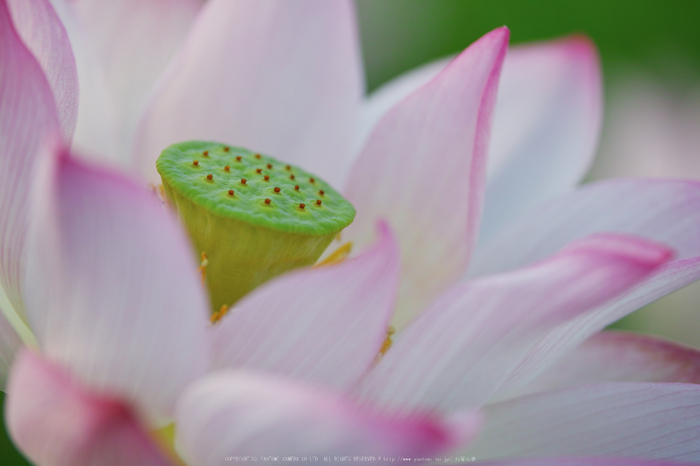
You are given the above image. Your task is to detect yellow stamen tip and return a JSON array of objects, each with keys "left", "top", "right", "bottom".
[
  {"left": 198, "top": 252, "right": 209, "bottom": 285},
  {"left": 379, "top": 326, "right": 396, "bottom": 357},
  {"left": 210, "top": 304, "right": 229, "bottom": 324},
  {"left": 315, "top": 242, "right": 353, "bottom": 267}
]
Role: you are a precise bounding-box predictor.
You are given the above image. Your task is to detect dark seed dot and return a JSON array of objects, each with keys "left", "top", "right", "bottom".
[
  {"left": 294, "top": 185, "right": 300, "bottom": 191},
  {"left": 309, "top": 177, "right": 315, "bottom": 183},
  {"left": 264, "top": 198, "right": 271, "bottom": 204},
  {"left": 264, "top": 175, "right": 270, "bottom": 181},
  {"left": 290, "top": 174, "right": 295, "bottom": 180},
  {"left": 266, "top": 163, "right": 272, "bottom": 169},
  {"left": 236, "top": 156, "right": 242, "bottom": 162},
  {"left": 228, "top": 190, "right": 234, "bottom": 196},
  {"left": 255, "top": 154, "right": 261, "bottom": 159},
  {"left": 224, "top": 165, "right": 230, "bottom": 171},
  {"left": 203, "top": 151, "right": 209, "bottom": 157},
  {"left": 316, "top": 199, "right": 322, "bottom": 206},
  {"left": 223, "top": 147, "right": 230, "bottom": 152},
  {"left": 299, "top": 203, "right": 305, "bottom": 209},
  {"left": 273, "top": 187, "right": 281, "bottom": 193},
  {"left": 240, "top": 178, "right": 247, "bottom": 185},
  {"left": 319, "top": 190, "right": 325, "bottom": 196},
  {"left": 207, "top": 174, "right": 213, "bottom": 181},
  {"left": 285, "top": 165, "right": 291, "bottom": 171},
  {"left": 256, "top": 168, "right": 262, "bottom": 174},
  {"left": 193, "top": 160, "right": 199, "bottom": 166}
]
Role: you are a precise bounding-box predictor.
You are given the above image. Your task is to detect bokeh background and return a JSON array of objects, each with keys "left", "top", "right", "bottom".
[{"left": 3, "top": 0, "right": 700, "bottom": 463}]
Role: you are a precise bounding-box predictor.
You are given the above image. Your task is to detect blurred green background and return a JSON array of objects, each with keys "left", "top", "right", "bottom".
[
  {"left": 3, "top": 1, "right": 700, "bottom": 464},
  {"left": 356, "top": 0, "right": 700, "bottom": 91}
]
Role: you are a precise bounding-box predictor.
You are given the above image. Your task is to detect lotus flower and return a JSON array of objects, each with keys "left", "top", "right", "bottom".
[{"left": 2, "top": 1, "right": 700, "bottom": 465}]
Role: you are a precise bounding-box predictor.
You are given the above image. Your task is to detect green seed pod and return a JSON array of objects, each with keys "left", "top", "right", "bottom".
[{"left": 156, "top": 141, "right": 355, "bottom": 313}]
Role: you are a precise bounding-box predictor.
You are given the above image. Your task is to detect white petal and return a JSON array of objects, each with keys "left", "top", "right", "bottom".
[
  {"left": 0, "top": 0, "right": 61, "bottom": 314},
  {"left": 175, "top": 370, "right": 481, "bottom": 466},
  {"left": 358, "top": 234, "right": 670, "bottom": 412},
  {"left": 0, "top": 302, "right": 22, "bottom": 391},
  {"left": 212, "top": 222, "right": 399, "bottom": 390},
  {"left": 135, "top": 0, "right": 364, "bottom": 186},
  {"left": 479, "top": 36, "right": 602, "bottom": 240},
  {"left": 467, "top": 383, "right": 700, "bottom": 462},
  {"left": 6, "top": 350, "right": 171, "bottom": 466},
  {"left": 468, "top": 179, "right": 700, "bottom": 395},
  {"left": 67, "top": 0, "right": 201, "bottom": 164},
  {"left": 358, "top": 36, "right": 602, "bottom": 243},
  {"left": 497, "top": 331, "right": 700, "bottom": 401},
  {"left": 343, "top": 27, "right": 509, "bottom": 330},
  {"left": 357, "top": 56, "right": 451, "bottom": 153},
  {"left": 24, "top": 144, "right": 210, "bottom": 417},
  {"left": 7, "top": 0, "right": 78, "bottom": 140},
  {"left": 469, "top": 179, "right": 700, "bottom": 276},
  {"left": 47, "top": 0, "right": 120, "bottom": 165}
]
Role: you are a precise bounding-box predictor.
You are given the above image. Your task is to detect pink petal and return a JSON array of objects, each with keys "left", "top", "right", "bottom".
[
  {"left": 0, "top": 304, "right": 23, "bottom": 390},
  {"left": 135, "top": 0, "right": 363, "bottom": 185},
  {"left": 467, "top": 179, "right": 700, "bottom": 395},
  {"left": 175, "top": 370, "right": 481, "bottom": 465},
  {"left": 358, "top": 234, "right": 671, "bottom": 412},
  {"left": 343, "top": 27, "right": 509, "bottom": 330},
  {"left": 469, "top": 179, "right": 700, "bottom": 276},
  {"left": 499, "top": 331, "right": 700, "bottom": 401},
  {"left": 0, "top": 0, "right": 60, "bottom": 313},
  {"left": 211, "top": 222, "right": 399, "bottom": 390},
  {"left": 23, "top": 143, "right": 209, "bottom": 417},
  {"left": 479, "top": 36, "right": 602, "bottom": 240},
  {"left": 43, "top": 0, "right": 121, "bottom": 165},
  {"left": 6, "top": 349, "right": 171, "bottom": 466},
  {"left": 6, "top": 0, "right": 78, "bottom": 141},
  {"left": 358, "top": 36, "right": 602, "bottom": 244},
  {"left": 65, "top": 0, "right": 201, "bottom": 165},
  {"left": 467, "top": 383, "right": 700, "bottom": 462}
]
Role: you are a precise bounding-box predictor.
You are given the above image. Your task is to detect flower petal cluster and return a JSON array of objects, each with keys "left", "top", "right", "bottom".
[{"left": 1, "top": 1, "right": 700, "bottom": 465}]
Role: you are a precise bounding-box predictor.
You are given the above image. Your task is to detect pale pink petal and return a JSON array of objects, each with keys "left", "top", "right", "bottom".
[
  {"left": 477, "top": 458, "right": 691, "bottom": 466},
  {"left": 24, "top": 143, "right": 209, "bottom": 417},
  {"left": 479, "top": 36, "right": 602, "bottom": 240},
  {"left": 175, "top": 370, "right": 481, "bottom": 465},
  {"left": 467, "top": 179, "right": 700, "bottom": 395},
  {"left": 44, "top": 0, "right": 121, "bottom": 164},
  {"left": 211, "top": 222, "right": 399, "bottom": 390},
  {"left": 466, "top": 383, "right": 700, "bottom": 462},
  {"left": 469, "top": 179, "right": 700, "bottom": 276},
  {"left": 499, "top": 331, "right": 700, "bottom": 401},
  {"left": 358, "top": 234, "right": 671, "bottom": 412},
  {"left": 358, "top": 36, "right": 602, "bottom": 244},
  {"left": 0, "top": 304, "right": 23, "bottom": 390},
  {"left": 135, "top": 0, "right": 363, "bottom": 185},
  {"left": 343, "top": 27, "right": 509, "bottom": 330},
  {"left": 357, "top": 56, "right": 451, "bottom": 152},
  {"left": 6, "top": 0, "right": 78, "bottom": 140},
  {"left": 67, "top": 0, "right": 201, "bottom": 164},
  {"left": 0, "top": 0, "right": 60, "bottom": 313},
  {"left": 6, "top": 350, "right": 171, "bottom": 466}
]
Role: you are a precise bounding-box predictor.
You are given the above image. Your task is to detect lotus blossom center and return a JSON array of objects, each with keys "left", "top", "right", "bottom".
[{"left": 156, "top": 141, "right": 356, "bottom": 313}]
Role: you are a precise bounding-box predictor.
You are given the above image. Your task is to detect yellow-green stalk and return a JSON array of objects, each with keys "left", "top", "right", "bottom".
[{"left": 157, "top": 141, "right": 355, "bottom": 313}]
